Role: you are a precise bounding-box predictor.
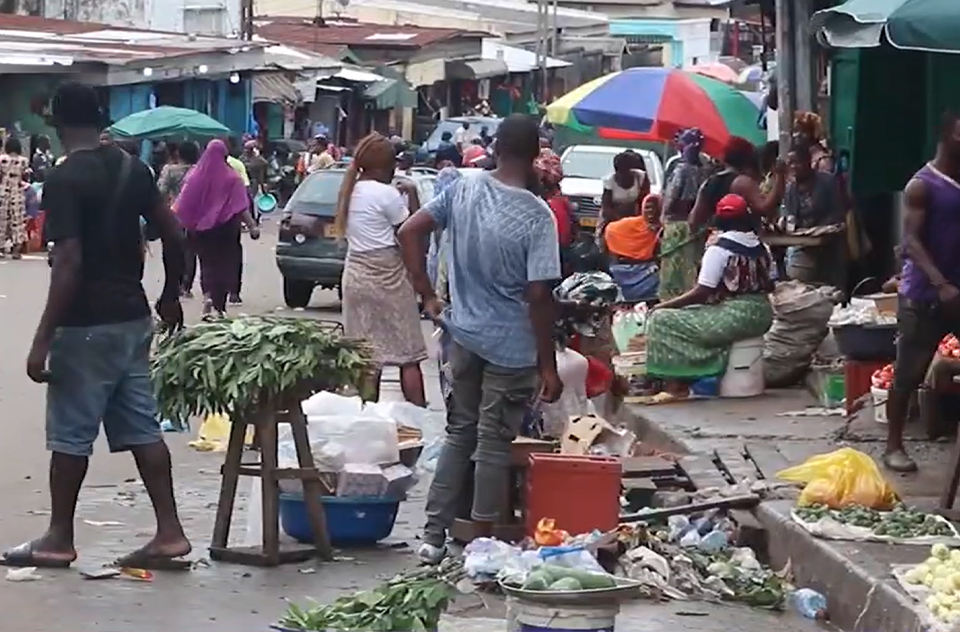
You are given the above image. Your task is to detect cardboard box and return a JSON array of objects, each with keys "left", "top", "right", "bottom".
[{"left": 863, "top": 292, "right": 898, "bottom": 316}]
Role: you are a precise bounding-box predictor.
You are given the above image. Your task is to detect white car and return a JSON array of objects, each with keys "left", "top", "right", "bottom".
[{"left": 559, "top": 145, "right": 664, "bottom": 230}]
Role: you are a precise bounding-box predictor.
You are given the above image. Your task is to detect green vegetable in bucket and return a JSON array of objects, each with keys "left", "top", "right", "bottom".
[
  {"left": 549, "top": 577, "right": 583, "bottom": 591},
  {"left": 522, "top": 571, "right": 550, "bottom": 591}
]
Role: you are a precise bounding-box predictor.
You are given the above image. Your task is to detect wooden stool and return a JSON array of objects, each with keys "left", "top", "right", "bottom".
[{"left": 209, "top": 394, "right": 333, "bottom": 566}]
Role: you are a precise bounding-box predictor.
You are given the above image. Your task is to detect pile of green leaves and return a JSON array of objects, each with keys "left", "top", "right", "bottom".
[
  {"left": 687, "top": 549, "right": 788, "bottom": 610},
  {"left": 280, "top": 577, "right": 453, "bottom": 632},
  {"left": 151, "top": 316, "right": 371, "bottom": 425}
]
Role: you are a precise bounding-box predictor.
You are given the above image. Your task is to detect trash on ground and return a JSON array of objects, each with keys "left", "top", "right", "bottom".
[{"left": 6, "top": 567, "right": 41, "bottom": 582}]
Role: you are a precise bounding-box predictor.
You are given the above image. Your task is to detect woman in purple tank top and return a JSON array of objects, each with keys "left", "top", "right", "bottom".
[{"left": 886, "top": 112, "right": 960, "bottom": 473}]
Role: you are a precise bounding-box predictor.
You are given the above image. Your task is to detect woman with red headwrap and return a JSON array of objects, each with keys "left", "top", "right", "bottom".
[
  {"left": 534, "top": 149, "right": 575, "bottom": 253},
  {"left": 644, "top": 193, "right": 774, "bottom": 398}
]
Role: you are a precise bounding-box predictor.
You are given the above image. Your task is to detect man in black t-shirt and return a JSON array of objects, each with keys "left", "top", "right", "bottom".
[{"left": 1, "top": 83, "right": 191, "bottom": 570}]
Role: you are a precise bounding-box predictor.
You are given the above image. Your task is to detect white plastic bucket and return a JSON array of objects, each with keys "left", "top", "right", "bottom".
[
  {"left": 513, "top": 600, "right": 619, "bottom": 632},
  {"left": 720, "top": 336, "right": 765, "bottom": 398},
  {"left": 872, "top": 386, "right": 888, "bottom": 424}
]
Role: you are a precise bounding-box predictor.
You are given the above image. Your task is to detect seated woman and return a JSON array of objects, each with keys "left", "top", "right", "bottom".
[
  {"left": 604, "top": 193, "right": 662, "bottom": 302},
  {"left": 645, "top": 194, "right": 774, "bottom": 399}
]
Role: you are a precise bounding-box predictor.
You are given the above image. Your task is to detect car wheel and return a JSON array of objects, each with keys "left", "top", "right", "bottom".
[{"left": 283, "top": 278, "right": 314, "bottom": 308}]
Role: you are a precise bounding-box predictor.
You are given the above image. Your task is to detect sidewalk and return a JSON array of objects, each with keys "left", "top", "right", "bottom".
[{"left": 628, "top": 388, "right": 956, "bottom": 632}]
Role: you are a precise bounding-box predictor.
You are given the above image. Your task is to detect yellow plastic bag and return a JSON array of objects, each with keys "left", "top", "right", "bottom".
[
  {"left": 776, "top": 447, "right": 898, "bottom": 510},
  {"left": 187, "top": 414, "right": 255, "bottom": 452}
]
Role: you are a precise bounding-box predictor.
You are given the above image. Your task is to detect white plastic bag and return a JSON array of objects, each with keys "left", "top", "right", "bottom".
[
  {"left": 541, "top": 348, "right": 590, "bottom": 438},
  {"left": 300, "top": 391, "right": 362, "bottom": 417}
]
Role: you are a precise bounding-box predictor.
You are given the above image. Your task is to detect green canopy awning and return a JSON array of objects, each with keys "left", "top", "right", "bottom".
[
  {"left": 812, "top": 0, "right": 960, "bottom": 52},
  {"left": 363, "top": 77, "right": 416, "bottom": 110}
]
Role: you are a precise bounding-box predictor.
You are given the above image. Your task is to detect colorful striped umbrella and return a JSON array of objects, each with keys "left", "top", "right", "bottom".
[{"left": 546, "top": 67, "right": 765, "bottom": 156}]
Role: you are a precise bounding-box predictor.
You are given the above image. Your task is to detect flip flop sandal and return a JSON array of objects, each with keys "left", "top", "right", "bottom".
[
  {"left": 0, "top": 542, "right": 74, "bottom": 568},
  {"left": 112, "top": 551, "right": 192, "bottom": 571}
]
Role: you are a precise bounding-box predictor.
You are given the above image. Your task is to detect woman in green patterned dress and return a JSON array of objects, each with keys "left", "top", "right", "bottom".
[
  {"left": 659, "top": 128, "right": 706, "bottom": 300},
  {"left": 646, "top": 193, "right": 774, "bottom": 397}
]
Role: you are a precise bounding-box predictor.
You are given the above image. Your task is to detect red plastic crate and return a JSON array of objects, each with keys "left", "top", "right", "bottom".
[{"left": 525, "top": 453, "right": 622, "bottom": 538}]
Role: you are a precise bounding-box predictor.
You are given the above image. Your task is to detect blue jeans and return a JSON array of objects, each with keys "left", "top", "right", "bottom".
[{"left": 46, "top": 318, "right": 162, "bottom": 457}]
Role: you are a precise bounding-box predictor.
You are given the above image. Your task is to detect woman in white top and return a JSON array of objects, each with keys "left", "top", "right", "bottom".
[
  {"left": 335, "top": 133, "right": 427, "bottom": 406},
  {"left": 598, "top": 150, "right": 649, "bottom": 242}
]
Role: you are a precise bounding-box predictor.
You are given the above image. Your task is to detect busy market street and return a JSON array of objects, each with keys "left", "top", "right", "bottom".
[{"left": 0, "top": 224, "right": 824, "bottom": 632}]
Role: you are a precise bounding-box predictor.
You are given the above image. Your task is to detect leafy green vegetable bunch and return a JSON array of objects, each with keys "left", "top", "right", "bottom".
[
  {"left": 280, "top": 577, "right": 453, "bottom": 632},
  {"left": 151, "top": 316, "right": 371, "bottom": 425}
]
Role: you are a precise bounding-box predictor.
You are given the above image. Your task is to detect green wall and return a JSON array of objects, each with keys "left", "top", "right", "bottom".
[{"left": 0, "top": 74, "right": 63, "bottom": 153}]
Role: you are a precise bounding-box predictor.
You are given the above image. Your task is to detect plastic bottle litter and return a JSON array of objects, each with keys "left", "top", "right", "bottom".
[
  {"left": 697, "top": 529, "right": 729, "bottom": 553},
  {"left": 668, "top": 515, "right": 691, "bottom": 542},
  {"left": 789, "top": 588, "right": 828, "bottom": 620},
  {"left": 679, "top": 529, "right": 701, "bottom": 548}
]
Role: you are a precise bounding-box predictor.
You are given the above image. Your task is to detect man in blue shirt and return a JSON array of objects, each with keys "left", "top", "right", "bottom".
[{"left": 399, "top": 114, "right": 563, "bottom": 564}]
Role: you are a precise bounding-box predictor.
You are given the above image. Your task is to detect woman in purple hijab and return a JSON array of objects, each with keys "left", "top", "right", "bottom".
[{"left": 175, "top": 139, "right": 259, "bottom": 317}]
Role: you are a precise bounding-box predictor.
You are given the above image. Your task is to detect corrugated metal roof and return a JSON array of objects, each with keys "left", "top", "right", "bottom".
[
  {"left": 255, "top": 16, "right": 485, "bottom": 50},
  {"left": 0, "top": 13, "right": 267, "bottom": 66},
  {"left": 481, "top": 38, "right": 570, "bottom": 72}
]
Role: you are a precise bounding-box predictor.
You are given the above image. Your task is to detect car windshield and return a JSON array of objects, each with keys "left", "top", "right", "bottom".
[
  {"left": 424, "top": 120, "right": 499, "bottom": 150},
  {"left": 287, "top": 171, "right": 344, "bottom": 216},
  {"left": 562, "top": 149, "right": 661, "bottom": 188}
]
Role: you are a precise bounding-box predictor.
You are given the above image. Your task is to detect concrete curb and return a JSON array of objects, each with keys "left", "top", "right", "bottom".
[{"left": 757, "top": 501, "right": 924, "bottom": 632}]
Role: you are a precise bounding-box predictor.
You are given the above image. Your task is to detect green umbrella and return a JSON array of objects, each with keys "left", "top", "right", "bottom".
[
  {"left": 812, "top": 0, "right": 960, "bottom": 53},
  {"left": 109, "top": 106, "right": 230, "bottom": 140}
]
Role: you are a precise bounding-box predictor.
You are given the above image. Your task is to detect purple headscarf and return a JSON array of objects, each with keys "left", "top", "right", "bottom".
[{"left": 175, "top": 139, "right": 249, "bottom": 232}]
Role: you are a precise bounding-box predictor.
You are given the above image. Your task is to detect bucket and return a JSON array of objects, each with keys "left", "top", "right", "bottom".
[
  {"left": 720, "top": 336, "right": 765, "bottom": 398},
  {"left": 513, "top": 600, "right": 619, "bottom": 632},
  {"left": 255, "top": 192, "right": 278, "bottom": 214},
  {"left": 871, "top": 386, "right": 888, "bottom": 424}
]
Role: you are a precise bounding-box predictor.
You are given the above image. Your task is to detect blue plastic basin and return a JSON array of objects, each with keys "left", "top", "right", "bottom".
[{"left": 279, "top": 493, "right": 400, "bottom": 546}]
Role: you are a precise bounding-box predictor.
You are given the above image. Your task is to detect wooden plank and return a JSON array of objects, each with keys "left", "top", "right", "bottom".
[{"left": 621, "top": 456, "right": 677, "bottom": 478}]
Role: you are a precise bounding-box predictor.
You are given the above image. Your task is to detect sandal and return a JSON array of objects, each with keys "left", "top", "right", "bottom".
[
  {"left": 113, "top": 548, "right": 191, "bottom": 571},
  {"left": 1, "top": 541, "right": 75, "bottom": 568},
  {"left": 883, "top": 450, "right": 918, "bottom": 473}
]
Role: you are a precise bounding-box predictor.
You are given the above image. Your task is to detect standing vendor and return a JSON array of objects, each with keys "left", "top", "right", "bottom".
[
  {"left": 782, "top": 143, "right": 846, "bottom": 287},
  {"left": 885, "top": 112, "right": 960, "bottom": 473}
]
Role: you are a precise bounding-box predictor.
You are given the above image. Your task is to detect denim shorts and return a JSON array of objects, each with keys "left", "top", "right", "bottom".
[{"left": 46, "top": 317, "right": 162, "bottom": 456}]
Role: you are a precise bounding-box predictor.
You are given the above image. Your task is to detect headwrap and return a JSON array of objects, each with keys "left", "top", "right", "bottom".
[
  {"left": 793, "top": 111, "right": 824, "bottom": 141},
  {"left": 675, "top": 128, "right": 704, "bottom": 164},
  {"left": 715, "top": 193, "right": 749, "bottom": 219},
  {"left": 534, "top": 148, "right": 563, "bottom": 188},
  {"left": 174, "top": 139, "right": 250, "bottom": 232}
]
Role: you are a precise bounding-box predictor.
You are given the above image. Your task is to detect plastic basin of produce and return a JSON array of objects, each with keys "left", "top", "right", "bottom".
[{"left": 279, "top": 493, "right": 400, "bottom": 546}]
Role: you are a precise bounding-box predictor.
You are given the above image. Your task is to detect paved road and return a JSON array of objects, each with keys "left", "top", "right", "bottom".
[{"left": 0, "top": 220, "right": 830, "bottom": 631}]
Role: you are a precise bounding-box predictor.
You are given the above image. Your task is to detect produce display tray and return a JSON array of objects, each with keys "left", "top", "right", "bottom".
[
  {"left": 499, "top": 576, "right": 643, "bottom": 606},
  {"left": 892, "top": 564, "right": 956, "bottom": 632},
  {"left": 791, "top": 510, "right": 960, "bottom": 546}
]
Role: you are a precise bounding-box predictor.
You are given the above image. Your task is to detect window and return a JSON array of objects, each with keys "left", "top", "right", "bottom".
[{"left": 183, "top": 7, "right": 226, "bottom": 36}]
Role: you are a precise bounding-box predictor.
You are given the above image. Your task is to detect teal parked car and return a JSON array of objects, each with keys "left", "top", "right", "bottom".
[{"left": 276, "top": 168, "right": 435, "bottom": 308}]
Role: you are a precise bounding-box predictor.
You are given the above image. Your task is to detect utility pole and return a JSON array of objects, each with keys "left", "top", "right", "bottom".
[
  {"left": 535, "top": 0, "right": 545, "bottom": 102},
  {"left": 550, "top": 0, "right": 558, "bottom": 57},
  {"left": 241, "top": 0, "right": 254, "bottom": 40},
  {"left": 774, "top": 0, "right": 794, "bottom": 152},
  {"left": 793, "top": 0, "right": 813, "bottom": 112}
]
